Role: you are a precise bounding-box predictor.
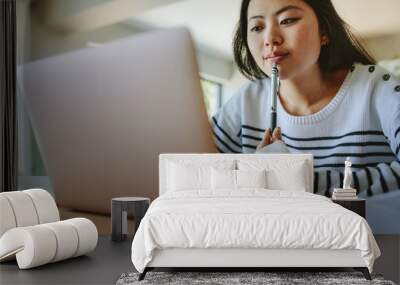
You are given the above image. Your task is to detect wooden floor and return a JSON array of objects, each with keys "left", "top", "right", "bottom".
[
  {"left": 373, "top": 235, "right": 400, "bottom": 284},
  {"left": 0, "top": 235, "right": 398, "bottom": 284},
  {"left": 0, "top": 236, "right": 133, "bottom": 285}
]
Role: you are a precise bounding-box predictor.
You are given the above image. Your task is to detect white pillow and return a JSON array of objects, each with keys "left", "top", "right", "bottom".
[
  {"left": 211, "top": 169, "right": 236, "bottom": 189},
  {"left": 237, "top": 169, "right": 267, "bottom": 188},
  {"left": 211, "top": 168, "right": 267, "bottom": 190},
  {"left": 167, "top": 160, "right": 235, "bottom": 191},
  {"left": 167, "top": 162, "right": 209, "bottom": 191},
  {"left": 238, "top": 159, "right": 309, "bottom": 192}
]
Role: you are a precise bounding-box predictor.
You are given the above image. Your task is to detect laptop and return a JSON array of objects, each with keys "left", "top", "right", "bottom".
[{"left": 22, "top": 27, "right": 217, "bottom": 214}]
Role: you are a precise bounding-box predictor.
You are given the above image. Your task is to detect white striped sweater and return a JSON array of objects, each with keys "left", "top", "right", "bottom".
[{"left": 212, "top": 64, "right": 400, "bottom": 197}]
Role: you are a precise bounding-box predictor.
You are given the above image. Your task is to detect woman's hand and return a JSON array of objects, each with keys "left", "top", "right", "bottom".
[{"left": 256, "top": 127, "right": 282, "bottom": 151}]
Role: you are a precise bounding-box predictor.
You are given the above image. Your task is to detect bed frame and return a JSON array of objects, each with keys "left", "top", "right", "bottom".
[
  {"left": 138, "top": 154, "right": 372, "bottom": 281},
  {"left": 140, "top": 248, "right": 371, "bottom": 280}
]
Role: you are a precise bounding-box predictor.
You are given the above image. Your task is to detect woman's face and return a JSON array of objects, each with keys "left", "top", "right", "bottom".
[{"left": 246, "top": 0, "right": 324, "bottom": 80}]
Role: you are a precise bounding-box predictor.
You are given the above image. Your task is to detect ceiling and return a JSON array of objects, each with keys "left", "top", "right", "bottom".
[{"left": 124, "top": 0, "right": 400, "bottom": 59}]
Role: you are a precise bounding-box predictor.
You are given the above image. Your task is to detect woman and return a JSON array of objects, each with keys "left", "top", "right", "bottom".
[{"left": 212, "top": 0, "right": 400, "bottom": 197}]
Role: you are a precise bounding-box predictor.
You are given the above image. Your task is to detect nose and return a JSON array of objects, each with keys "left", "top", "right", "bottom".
[{"left": 263, "top": 26, "right": 283, "bottom": 47}]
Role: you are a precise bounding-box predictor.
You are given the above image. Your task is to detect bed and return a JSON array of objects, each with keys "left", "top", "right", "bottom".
[{"left": 131, "top": 154, "right": 380, "bottom": 280}]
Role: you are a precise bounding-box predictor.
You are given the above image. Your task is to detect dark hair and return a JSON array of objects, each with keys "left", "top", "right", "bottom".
[{"left": 233, "top": 0, "right": 375, "bottom": 80}]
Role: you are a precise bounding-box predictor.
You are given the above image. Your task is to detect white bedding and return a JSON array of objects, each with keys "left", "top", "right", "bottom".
[{"left": 131, "top": 189, "right": 380, "bottom": 273}]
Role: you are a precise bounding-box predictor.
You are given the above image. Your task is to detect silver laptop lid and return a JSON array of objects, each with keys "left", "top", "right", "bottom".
[{"left": 22, "top": 27, "right": 217, "bottom": 214}]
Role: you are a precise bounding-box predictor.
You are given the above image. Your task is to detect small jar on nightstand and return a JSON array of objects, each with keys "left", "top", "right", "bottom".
[{"left": 331, "top": 198, "right": 366, "bottom": 218}]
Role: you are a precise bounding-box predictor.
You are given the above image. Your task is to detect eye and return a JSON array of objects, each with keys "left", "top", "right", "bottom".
[
  {"left": 250, "top": 25, "right": 264, "bottom": 32},
  {"left": 280, "top": 18, "right": 299, "bottom": 25}
]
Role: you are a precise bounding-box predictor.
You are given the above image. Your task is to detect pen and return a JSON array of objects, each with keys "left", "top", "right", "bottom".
[{"left": 270, "top": 63, "right": 279, "bottom": 133}]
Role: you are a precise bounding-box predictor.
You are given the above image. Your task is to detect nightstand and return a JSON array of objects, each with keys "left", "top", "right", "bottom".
[
  {"left": 111, "top": 197, "right": 150, "bottom": 242},
  {"left": 332, "top": 198, "right": 365, "bottom": 218}
]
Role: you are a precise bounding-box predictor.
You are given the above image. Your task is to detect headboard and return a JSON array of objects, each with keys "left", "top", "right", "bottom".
[{"left": 159, "top": 153, "right": 314, "bottom": 195}]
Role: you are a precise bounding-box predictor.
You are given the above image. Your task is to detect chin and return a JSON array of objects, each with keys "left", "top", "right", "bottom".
[
  {"left": 276, "top": 71, "right": 290, "bottom": 80},
  {"left": 272, "top": 68, "right": 291, "bottom": 81},
  {"left": 261, "top": 64, "right": 290, "bottom": 80}
]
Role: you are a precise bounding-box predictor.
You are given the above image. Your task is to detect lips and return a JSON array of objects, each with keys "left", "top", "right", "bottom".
[{"left": 263, "top": 52, "right": 289, "bottom": 64}]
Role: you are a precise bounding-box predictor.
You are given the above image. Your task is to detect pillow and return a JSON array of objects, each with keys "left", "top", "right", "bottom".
[
  {"left": 211, "top": 168, "right": 267, "bottom": 190},
  {"left": 166, "top": 159, "right": 235, "bottom": 191},
  {"left": 238, "top": 159, "right": 309, "bottom": 192},
  {"left": 211, "top": 169, "right": 236, "bottom": 189},
  {"left": 167, "top": 162, "right": 209, "bottom": 191},
  {"left": 237, "top": 169, "right": 267, "bottom": 188}
]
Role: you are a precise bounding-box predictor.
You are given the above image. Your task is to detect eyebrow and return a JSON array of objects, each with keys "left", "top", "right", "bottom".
[{"left": 248, "top": 5, "right": 303, "bottom": 21}]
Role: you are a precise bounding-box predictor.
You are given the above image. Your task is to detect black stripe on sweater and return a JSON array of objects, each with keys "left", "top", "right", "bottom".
[
  {"left": 313, "top": 152, "right": 394, "bottom": 159},
  {"left": 314, "top": 163, "right": 380, "bottom": 169},
  {"left": 389, "top": 167, "right": 400, "bottom": 188},
  {"left": 286, "top": 141, "right": 390, "bottom": 151},
  {"left": 365, "top": 168, "right": 373, "bottom": 197},
  {"left": 241, "top": 124, "right": 264, "bottom": 132},
  {"left": 314, "top": 172, "right": 319, "bottom": 194},
  {"left": 282, "top": 131, "right": 384, "bottom": 141},
  {"left": 242, "top": 134, "right": 262, "bottom": 141},
  {"left": 352, "top": 172, "right": 360, "bottom": 194},
  {"left": 242, "top": 143, "right": 258, "bottom": 150},
  {"left": 325, "top": 171, "right": 331, "bottom": 197},
  {"left": 241, "top": 125, "right": 385, "bottom": 141},
  {"left": 395, "top": 126, "right": 400, "bottom": 138},
  {"left": 241, "top": 143, "right": 391, "bottom": 152},
  {"left": 216, "top": 145, "right": 224, "bottom": 153},
  {"left": 212, "top": 117, "right": 242, "bottom": 148},
  {"left": 376, "top": 166, "right": 389, "bottom": 193},
  {"left": 213, "top": 131, "right": 241, "bottom": 153}
]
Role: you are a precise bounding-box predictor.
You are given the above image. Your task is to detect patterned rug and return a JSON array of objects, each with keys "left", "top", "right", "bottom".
[{"left": 116, "top": 271, "right": 396, "bottom": 285}]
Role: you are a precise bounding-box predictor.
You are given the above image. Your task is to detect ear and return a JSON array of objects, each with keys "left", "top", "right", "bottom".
[{"left": 321, "top": 34, "right": 329, "bottom": 46}]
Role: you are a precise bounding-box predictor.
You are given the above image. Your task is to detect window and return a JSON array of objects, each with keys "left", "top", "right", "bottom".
[{"left": 201, "top": 78, "right": 223, "bottom": 118}]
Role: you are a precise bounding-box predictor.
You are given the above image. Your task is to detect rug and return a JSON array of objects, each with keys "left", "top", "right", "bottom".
[{"left": 116, "top": 271, "right": 396, "bottom": 285}]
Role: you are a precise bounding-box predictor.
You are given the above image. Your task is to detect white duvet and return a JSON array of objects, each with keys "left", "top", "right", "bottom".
[{"left": 131, "top": 189, "right": 380, "bottom": 273}]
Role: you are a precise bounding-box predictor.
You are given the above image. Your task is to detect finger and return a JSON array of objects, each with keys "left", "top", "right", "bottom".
[
  {"left": 272, "top": 127, "right": 281, "bottom": 142},
  {"left": 257, "top": 128, "right": 271, "bottom": 150},
  {"left": 257, "top": 129, "right": 271, "bottom": 150}
]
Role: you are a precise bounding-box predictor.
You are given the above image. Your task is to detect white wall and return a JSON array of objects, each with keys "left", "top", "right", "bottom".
[
  {"left": 364, "top": 33, "right": 400, "bottom": 76},
  {"left": 364, "top": 33, "right": 400, "bottom": 61},
  {"left": 30, "top": 7, "right": 139, "bottom": 61}
]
